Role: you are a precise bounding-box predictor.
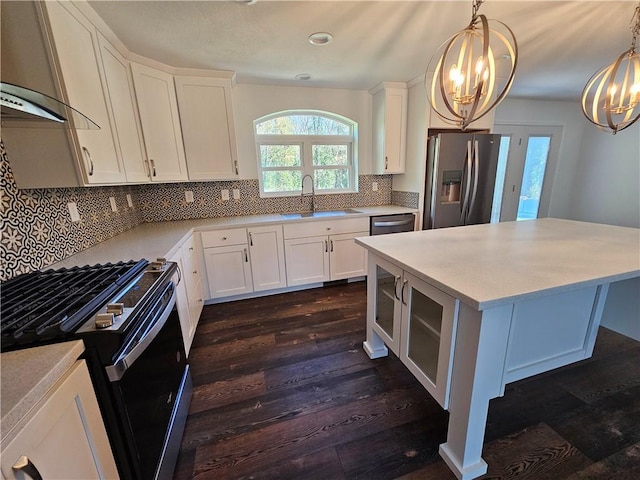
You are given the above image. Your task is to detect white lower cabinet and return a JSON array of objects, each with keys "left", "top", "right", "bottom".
[
  {"left": 199, "top": 218, "right": 370, "bottom": 300},
  {"left": 329, "top": 231, "right": 369, "bottom": 280},
  {"left": 202, "top": 226, "right": 288, "bottom": 299},
  {"left": 0, "top": 361, "right": 119, "bottom": 480},
  {"left": 170, "top": 234, "right": 204, "bottom": 356},
  {"left": 248, "top": 225, "right": 287, "bottom": 292},
  {"left": 204, "top": 244, "right": 253, "bottom": 298},
  {"left": 370, "top": 255, "right": 459, "bottom": 409},
  {"left": 284, "top": 236, "right": 331, "bottom": 285},
  {"left": 202, "top": 229, "right": 253, "bottom": 299},
  {"left": 283, "top": 218, "right": 369, "bottom": 287}
]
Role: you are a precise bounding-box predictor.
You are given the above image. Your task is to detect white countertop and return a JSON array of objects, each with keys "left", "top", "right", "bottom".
[
  {"left": 355, "top": 218, "right": 640, "bottom": 310},
  {"left": 1, "top": 341, "right": 85, "bottom": 444},
  {"left": 48, "top": 206, "right": 416, "bottom": 269}
]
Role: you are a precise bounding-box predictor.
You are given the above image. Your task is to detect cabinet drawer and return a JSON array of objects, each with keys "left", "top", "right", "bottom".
[
  {"left": 201, "top": 228, "right": 247, "bottom": 248},
  {"left": 283, "top": 217, "right": 369, "bottom": 239}
]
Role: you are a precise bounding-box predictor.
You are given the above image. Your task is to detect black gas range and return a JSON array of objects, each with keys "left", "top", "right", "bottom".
[{"left": 1, "top": 259, "right": 193, "bottom": 480}]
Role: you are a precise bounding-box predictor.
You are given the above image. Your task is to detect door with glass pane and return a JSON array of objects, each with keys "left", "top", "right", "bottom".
[
  {"left": 400, "top": 272, "right": 459, "bottom": 409},
  {"left": 492, "top": 125, "right": 563, "bottom": 222},
  {"left": 372, "top": 258, "right": 403, "bottom": 355}
]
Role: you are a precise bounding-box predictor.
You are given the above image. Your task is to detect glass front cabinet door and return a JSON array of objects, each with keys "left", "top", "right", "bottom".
[
  {"left": 400, "top": 272, "right": 459, "bottom": 409},
  {"left": 371, "top": 257, "right": 404, "bottom": 355}
]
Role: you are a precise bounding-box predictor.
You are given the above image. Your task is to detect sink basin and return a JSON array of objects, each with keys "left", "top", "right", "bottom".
[{"left": 281, "top": 209, "right": 360, "bottom": 219}]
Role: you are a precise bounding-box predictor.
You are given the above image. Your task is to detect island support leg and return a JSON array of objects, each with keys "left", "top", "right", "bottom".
[
  {"left": 439, "top": 303, "right": 513, "bottom": 480},
  {"left": 363, "top": 257, "right": 389, "bottom": 359}
]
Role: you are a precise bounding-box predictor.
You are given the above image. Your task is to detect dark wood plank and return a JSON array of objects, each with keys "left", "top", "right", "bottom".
[
  {"left": 174, "top": 282, "right": 640, "bottom": 480},
  {"left": 191, "top": 385, "right": 431, "bottom": 478},
  {"left": 546, "top": 385, "right": 640, "bottom": 462},
  {"left": 564, "top": 442, "right": 640, "bottom": 480}
]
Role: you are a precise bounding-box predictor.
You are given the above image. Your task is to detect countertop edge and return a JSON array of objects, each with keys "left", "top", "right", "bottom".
[
  {"left": 1, "top": 340, "right": 85, "bottom": 445},
  {"left": 47, "top": 206, "right": 417, "bottom": 270},
  {"left": 355, "top": 220, "right": 640, "bottom": 310}
]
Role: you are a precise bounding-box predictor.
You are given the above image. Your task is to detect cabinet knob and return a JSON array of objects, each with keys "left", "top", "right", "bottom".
[
  {"left": 222, "top": 236, "right": 227, "bottom": 240},
  {"left": 193, "top": 270, "right": 197, "bottom": 275},
  {"left": 12, "top": 456, "right": 43, "bottom": 480}
]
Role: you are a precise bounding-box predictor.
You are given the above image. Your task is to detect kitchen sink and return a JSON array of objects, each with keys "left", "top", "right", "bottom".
[{"left": 281, "top": 209, "right": 360, "bottom": 219}]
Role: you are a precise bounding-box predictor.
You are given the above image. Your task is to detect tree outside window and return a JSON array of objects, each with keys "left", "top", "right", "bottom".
[{"left": 255, "top": 111, "right": 357, "bottom": 197}]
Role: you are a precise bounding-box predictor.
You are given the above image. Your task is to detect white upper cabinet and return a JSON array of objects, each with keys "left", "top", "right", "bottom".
[
  {"left": 1, "top": 0, "right": 128, "bottom": 187},
  {"left": 97, "top": 33, "right": 150, "bottom": 183},
  {"left": 175, "top": 75, "right": 240, "bottom": 180},
  {"left": 131, "top": 62, "right": 189, "bottom": 182},
  {"left": 43, "top": 1, "right": 125, "bottom": 184},
  {"left": 371, "top": 82, "right": 408, "bottom": 174}
]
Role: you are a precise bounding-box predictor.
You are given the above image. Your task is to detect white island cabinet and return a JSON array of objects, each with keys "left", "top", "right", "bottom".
[{"left": 356, "top": 218, "right": 640, "bottom": 480}]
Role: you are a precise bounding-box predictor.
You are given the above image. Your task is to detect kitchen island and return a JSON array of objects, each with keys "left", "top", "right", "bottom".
[{"left": 355, "top": 218, "right": 640, "bottom": 480}]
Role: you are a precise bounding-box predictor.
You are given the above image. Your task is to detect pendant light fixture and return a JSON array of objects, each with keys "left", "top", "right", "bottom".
[
  {"left": 581, "top": 3, "right": 640, "bottom": 134},
  {"left": 426, "top": 0, "right": 518, "bottom": 130}
]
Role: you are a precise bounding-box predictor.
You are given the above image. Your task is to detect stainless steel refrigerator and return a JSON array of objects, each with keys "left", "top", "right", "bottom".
[{"left": 422, "top": 133, "right": 501, "bottom": 229}]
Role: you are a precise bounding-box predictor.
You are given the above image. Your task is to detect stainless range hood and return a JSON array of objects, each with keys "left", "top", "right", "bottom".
[{"left": 0, "top": 82, "right": 99, "bottom": 129}]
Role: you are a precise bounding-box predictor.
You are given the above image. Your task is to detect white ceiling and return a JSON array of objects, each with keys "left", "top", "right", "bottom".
[{"left": 88, "top": 0, "right": 637, "bottom": 100}]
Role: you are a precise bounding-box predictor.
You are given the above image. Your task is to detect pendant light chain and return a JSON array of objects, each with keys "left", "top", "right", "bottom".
[
  {"left": 471, "top": 0, "right": 484, "bottom": 22},
  {"left": 631, "top": 3, "right": 640, "bottom": 52}
]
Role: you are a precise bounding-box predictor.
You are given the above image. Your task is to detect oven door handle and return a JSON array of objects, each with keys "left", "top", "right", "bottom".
[{"left": 105, "top": 288, "right": 177, "bottom": 382}]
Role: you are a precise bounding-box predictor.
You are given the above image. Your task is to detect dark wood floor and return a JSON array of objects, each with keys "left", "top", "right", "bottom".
[{"left": 174, "top": 281, "right": 640, "bottom": 480}]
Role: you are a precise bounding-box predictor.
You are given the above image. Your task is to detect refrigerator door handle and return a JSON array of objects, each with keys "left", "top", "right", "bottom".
[
  {"left": 460, "top": 140, "right": 473, "bottom": 224},
  {"left": 468, "top": 139, "right": 480, "bottom": 220}
]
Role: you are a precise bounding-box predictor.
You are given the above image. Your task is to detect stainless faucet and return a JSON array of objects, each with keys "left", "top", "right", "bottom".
[{"left": 301, "top": 174, "right": 316, "bottom": 212}]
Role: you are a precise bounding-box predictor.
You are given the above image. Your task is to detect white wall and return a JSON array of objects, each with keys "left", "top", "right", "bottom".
[
  {"left": 233, "top": 83, "right": 372, "bottom": 178},
  {"left": 568, "top": 122, "right": 640, "bottom": 228}
]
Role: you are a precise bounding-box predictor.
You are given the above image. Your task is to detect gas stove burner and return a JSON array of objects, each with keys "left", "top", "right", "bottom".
[{"left": 0, "top": 260, "right": 150, "bottom": 349}]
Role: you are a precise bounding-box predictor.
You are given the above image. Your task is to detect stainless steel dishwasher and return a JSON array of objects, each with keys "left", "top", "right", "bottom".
[{"left": 370, "top": 213, "right": 416, "bottom": 235}]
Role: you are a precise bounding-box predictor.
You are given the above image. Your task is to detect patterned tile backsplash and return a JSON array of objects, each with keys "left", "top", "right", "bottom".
[
  {"left": 392, "top": 190, "right": 420, "bottom": 209},
  {"left": 1, "top": 137, "right": 417, "bottom": 281},
  {"left": 1, "top": 141, "right": 144, "bottom": 281},
  {"left": 138, "top": 175, "right": 392, "bottom": 222}
]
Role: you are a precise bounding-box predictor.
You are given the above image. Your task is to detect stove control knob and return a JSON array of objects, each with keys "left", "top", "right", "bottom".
[
  {"left": 106, "top": 303, "right": 124, "bottom": 316},
  {"left": 150, "top": 258, "right": 167, "bottom": 271},
  {"left": 95, "top": 313, "right": 114, "bottom": 329}
]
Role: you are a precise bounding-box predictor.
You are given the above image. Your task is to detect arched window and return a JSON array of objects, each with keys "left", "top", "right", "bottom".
[{"left": 254, "top": 110, "right": 357, "bottom": 197}]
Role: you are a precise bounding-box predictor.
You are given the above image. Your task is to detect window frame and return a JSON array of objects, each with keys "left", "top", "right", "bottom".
[{"left": 254, "top": 110, "right": 358, "bottom": 198}]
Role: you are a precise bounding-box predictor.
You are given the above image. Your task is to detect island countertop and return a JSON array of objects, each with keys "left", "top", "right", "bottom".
[{"left": 355, "top": 218, "right": 640, "bottom": 310}]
